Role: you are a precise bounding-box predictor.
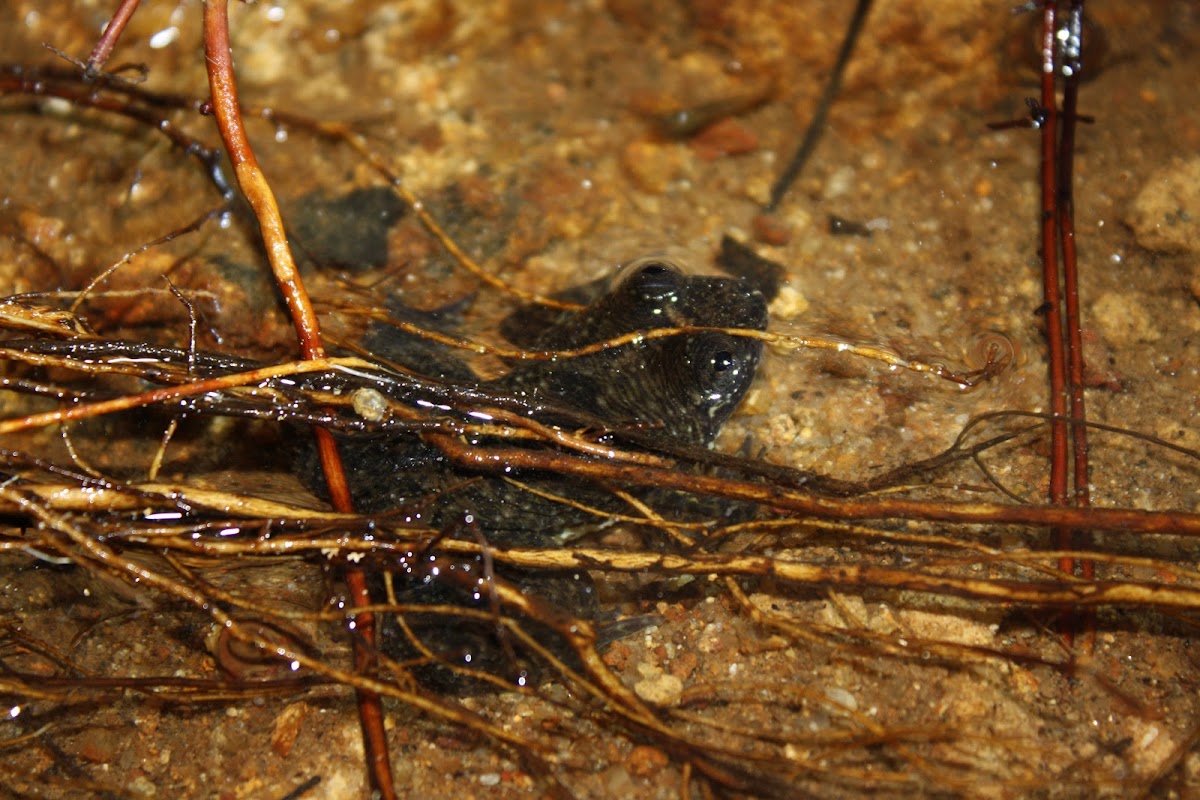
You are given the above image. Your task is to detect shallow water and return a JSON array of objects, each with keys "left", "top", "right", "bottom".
[{"left": 1, "top": 1, "right": 1199, "bottom": 797}]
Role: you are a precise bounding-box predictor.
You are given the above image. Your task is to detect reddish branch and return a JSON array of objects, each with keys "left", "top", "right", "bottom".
[
  {"left": 200, "top": 4, "right": 395, "bottom": 797},
  {"left": 1036, "top": 3, "right": 1071, "bottom": 558},
  {"left": 85, "top": 0, "right": 142, "bottom": 75},
  {"left": 1036, "top": 1, "right": 1094, "bottom": 648},
  {"left": 430, "top": 438, "right": 1200, "bottom": 537},
  {"left": 1056, "top": 2, "right": 1093, "bottom": 571},
  {"left": 0, "top": 69, "right": 232, "bottom": 195}
]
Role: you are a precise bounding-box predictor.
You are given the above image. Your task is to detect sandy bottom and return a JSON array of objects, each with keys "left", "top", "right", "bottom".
[{"left": 1, "top": 1, "right": 1198, "bottom": 797}]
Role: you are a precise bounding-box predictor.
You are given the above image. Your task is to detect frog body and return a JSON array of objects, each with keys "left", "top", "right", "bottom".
[
  {"left": 307, "top": 258, "right": 767, "bottom": 688},
  {"left": 328, "top": 258, "right": 767, "bottom": 532}
]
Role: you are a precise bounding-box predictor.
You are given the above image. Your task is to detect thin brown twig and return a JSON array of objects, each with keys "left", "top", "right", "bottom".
[
  {"left": 0, "top": 350, "right": 1196, "bottom": 537},
  {"left": 430, "top": 436, "right": 1200, "bottom": 536},
  {"left": 0, "top": 71, "right": 233, "bottom": 196}
]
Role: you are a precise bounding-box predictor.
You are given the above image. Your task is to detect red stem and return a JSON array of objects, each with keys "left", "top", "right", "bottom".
[
  {"left": 1038, "top": 6, "right": 1068, "bottom": 502},
  {"left": 86, "top": 0, "right": 142, "bottom": 74},
  {"left": 1040, "top": 0, "right": 1097, "bottom": 651},
  {"left": 1059, "top": 1, "right": 1095, "bottom": 653},
  {"left": 1058, "top": 0, "right": 1091, "bottom": 539},
  {"left": 200, "top": 3, "right": 395, "bottom": 797},
  {"left": 1037, "top": 4, "right": 1073, "bottom": 582}
]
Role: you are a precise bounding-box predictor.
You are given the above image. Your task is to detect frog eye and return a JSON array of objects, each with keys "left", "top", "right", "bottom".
[
  {"left": 635, "top": 261, "right": 673, "bottom": 280},
  {"left": 699, "top": 350, "right": 741, "bottom": 389},
  {"left": 710, "top": 350, "right": 736, "bottom": 372},
  {"left": 689, "top": 334, "right": 749, "bottom": 399},
  {"left": 616, "top": 258, "right": 683, "bottom": 302}
]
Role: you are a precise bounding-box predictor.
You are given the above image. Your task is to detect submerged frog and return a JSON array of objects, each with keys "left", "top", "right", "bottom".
[
  {"left": 332, "top": 257, "right": 768, "bottom": 535},
  {"left": 308, "top": 257, "right": 768, "bottom": 686}
]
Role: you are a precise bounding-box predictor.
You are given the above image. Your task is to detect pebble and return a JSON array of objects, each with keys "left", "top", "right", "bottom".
[
  {"left": 625, "top": 744, "right": 669, "bottom": 777},
  {"left": 633, "top": 670, "right": 684, "bottom": 706},
  {"left": 621, "top": 139, "right": 690, "bottom": 194},
  {"left": 1124, "top": 156, "right": 1200, "bottom": 253}
]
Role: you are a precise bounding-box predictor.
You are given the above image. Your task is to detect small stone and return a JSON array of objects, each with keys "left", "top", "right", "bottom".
[
  {"left": 1124, "top": 157, "right": 1200, "bottom": 253},
  {"left": 770, "top": 284, "right": 809, "bottom": 321},
  {"left": 75, "top": 728, "right": 120, "bottom": 764},
  {"left": 1091, "top": 291, "right": 1161, "bottom": 345},
  {"left": 633, "top": 671, "right": 683, "bottom": 706},
  {"left": 752, "top": 213, "right": 793, "bottom": 245},
  {"left": 128, "top": 775, "right": 157, "bottom": 797},
  {"left": 625, "top": 745, "right": 669, "bottom": 777},
  {"left": 621, "top": 139, "right": 690, "bottom": 194},
  {"left": 689, "top": 118, "right": 759, "bottom": 161},
  {"left": 271, "top": 703, "right": 308, "bottom": 758},
  {"left": 602, "top": 640, "right": 631, "bottom": 670},
  {"left": 823, "top": 686, "right": 858, "bottom": 711}
]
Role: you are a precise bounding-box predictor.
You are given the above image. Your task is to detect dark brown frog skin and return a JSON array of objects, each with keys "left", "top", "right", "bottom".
[
  {"left": 329, "top": 257, "right": 767, "bottom": 537},
  {"left": 309, "top": 258, "right": 768, "bottom": 687},
  {"left": 496, "top": 257, "right": 767, "bottom": 447}
]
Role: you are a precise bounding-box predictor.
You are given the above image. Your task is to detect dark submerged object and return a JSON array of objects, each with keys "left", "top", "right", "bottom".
[
  {"left": 306, "top": 258, "right": 769, "bottom": 687},
  {"left": 334, "top": 258, "right": 768, "bottom": 527},
  {"left": 497, "top": 257, "right": 767, "bottom": 448},
  {"left": 289, "top": 186, "right": 407, "bottom": 271}
]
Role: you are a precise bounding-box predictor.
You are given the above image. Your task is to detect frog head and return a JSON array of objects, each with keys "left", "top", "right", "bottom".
[{"left": 502, "top": 258, "right": 768, "bottom": 445}]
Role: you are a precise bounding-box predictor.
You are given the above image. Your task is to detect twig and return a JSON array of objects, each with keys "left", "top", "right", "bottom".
[
  {"left": 200, "top": 3, "right": 394, "bottom": 796},
  {"left": 85, "top": 0, "right": 142, "bottom": 75},
  {"left": 764, "top": 0, "right": 873, "bottom": 212},
  {"left": 1057, "top": 0, "right": 1095, "bottom": 598}
]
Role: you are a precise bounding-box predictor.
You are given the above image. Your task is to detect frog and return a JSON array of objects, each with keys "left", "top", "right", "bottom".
[
  {"left": 331, "top": 257, "right": 767, "bottom": 533},
  {"left": 306, "top": 257, "right": 769, "bottom": 687}
]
